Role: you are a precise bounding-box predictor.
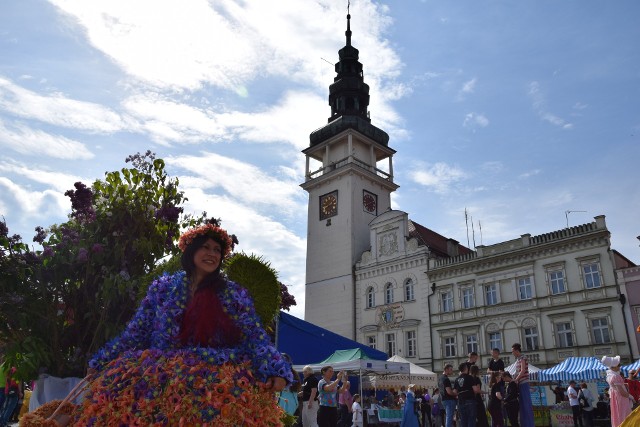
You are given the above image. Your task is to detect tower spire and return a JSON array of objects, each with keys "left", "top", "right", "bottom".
[
  {"left": 308, "top": 6, "right": 389, "bottom": 147},
  {"left": 346, "top": 2, "right": 352, "bottom": 47}
]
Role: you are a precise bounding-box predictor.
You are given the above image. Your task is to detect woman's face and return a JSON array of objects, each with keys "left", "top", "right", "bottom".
[{"left": 193, "top": 238, "right": 222, "bottom": 279}]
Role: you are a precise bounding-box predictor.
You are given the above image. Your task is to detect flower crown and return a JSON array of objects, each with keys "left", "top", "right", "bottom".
[{"left": 178, "top": 224, "right": 235, "bottom": 257}]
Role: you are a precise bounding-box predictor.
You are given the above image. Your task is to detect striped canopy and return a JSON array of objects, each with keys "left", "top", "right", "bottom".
[
  {"left": 505, "top": 361, "right": 541, "bottom": 381},
  {"left": 538, "top": 357, "right": 607, "bottom": 382},
  {"left": 621, "top": 359, "right": 640, "bottom": 377}
]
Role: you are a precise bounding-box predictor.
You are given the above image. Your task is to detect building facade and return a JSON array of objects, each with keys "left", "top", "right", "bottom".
[{"left": 426, "top": 215, "right": 633, "bottom": 371}]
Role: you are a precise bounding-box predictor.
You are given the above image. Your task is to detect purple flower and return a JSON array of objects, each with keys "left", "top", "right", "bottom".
[
  {"left": 77, "top": 247, "right": 89, "bottom": 262},
  {"left": 91, "top": 243, "right": 104, "bottom": 253},
  {"left": 42, "top": 246, "right": 55, "bottom": 258},
  {"left": 65, "top": 182, "right": 96, "bottom": 224},
  {"left": 33, "top": 226, "right": 47, "bottom": 244}
]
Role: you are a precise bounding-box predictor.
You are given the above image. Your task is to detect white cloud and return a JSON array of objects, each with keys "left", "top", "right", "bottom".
[
  {"left": 168, "top": 152, "right": 305, "bottom": 215},
  {"left": 461, "top": 77, "right": 477, "bottom": 94},
  {"left": 527, "top": 81, "right": 573, "bottom": 129},
  {"left": 410, "top": 162, "right": 468, "bottom": 193},
  {"left": 463, "top": 112, "right": 489, "bottom": 129},
  {"left": 0, "top": 77, "right": 133, "bottom": 133},
  {"left": 518, "top": 169, "right": 541, "bottom": 179},
  {"left": 0, "top": 177, "right": 70, "bottom": 229},
  {"left": 0, "top": 160, "right": 86, "bottom": 192},
  {"left": 0, "top": 120, "right": 94, "bottom": 160}
]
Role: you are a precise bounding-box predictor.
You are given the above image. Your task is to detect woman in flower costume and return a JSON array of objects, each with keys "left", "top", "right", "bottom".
[{"left": 73, "top": 223, "right": 293, "bottom": 426}]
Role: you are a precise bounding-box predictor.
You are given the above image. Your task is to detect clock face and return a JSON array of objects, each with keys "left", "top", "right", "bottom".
[
  {"left": 319, "top": 191, "right": 338, "bottom": 220},
  {"left": 363, "top": 190, "right": 377, "bottom": 214}
]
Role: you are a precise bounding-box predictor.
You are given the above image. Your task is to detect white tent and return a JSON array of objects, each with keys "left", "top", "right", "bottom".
[
  {"left": 364, "top": 355, "right": 438, "bottom": 390},
  {"left": 292, "top": 349, "right": 411, "bottom": 397},
  {"left": 505, "top": 360, "right": 542, "bottom": 381},
  {"left": 293, "top": 358, "right": 410, "bottom": 376}
]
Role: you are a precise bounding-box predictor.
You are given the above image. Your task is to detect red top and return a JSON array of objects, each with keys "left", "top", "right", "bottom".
[
  {"left": 625, "top": 378, "right": 640, "bottom": 401},
  {"left": 178, "top": 284, "right": 241, "bottom": 348}
]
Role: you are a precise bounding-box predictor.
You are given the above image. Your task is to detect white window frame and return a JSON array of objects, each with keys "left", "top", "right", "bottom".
[
  {"left": 556, "top": 322, "right": 574, "bottom": 348},
  {"left": 386, "top": 333, "right": 396, "bottom": 357},
  {"left": 488, "top": 332, "right": 502, "bottom": 352},
  {"left": 524, "top": 327, "right": 539, "bottom": 351},
  {"left": 385, "top": 283, "right": 394, "bottom": 305},
  {"left": 518, "top": 277, "right": 533, "bottom": 300},
  {"left": 441, "top": 290, "right": 453, "bottom": 313},
  {"left": 404, "top": 278, "right": 415, "bottom": 301},
  {"left": 465, "top": 334, "right": 478, "bottom": 354},
  {"left": 444, "top": 336, "right": 456, "bottom": 358},
  {"left": 549, "top": 270, "right": 566, "bottom": 294},
  {"left": 485, "top": 283, "right": 498, "bottom": 306},
  {"left": 462, "top": 287, "right": 474, "bottom": 309},
  {"left": 406, "top": 330, "right": 417, "bottom": 357},
  {"left": 582, "top": 262, "right": 602, "bottom": 289},
  {"left": 366, "top": 286, "right": 375, "bottom": 309},
  {"left": 367, "top": 335, "right": 377, "bottom": 349},
  {"left": 591, "top": 318, "right": 611, "bottom": 344}
]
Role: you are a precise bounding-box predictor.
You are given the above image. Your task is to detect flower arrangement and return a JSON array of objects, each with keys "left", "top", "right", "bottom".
[
  {"left": 76, "top": 353, "right": 286, "bottom": 426},
  {"left": 177, "top": 224, "right": 236, "bottom": 256}
]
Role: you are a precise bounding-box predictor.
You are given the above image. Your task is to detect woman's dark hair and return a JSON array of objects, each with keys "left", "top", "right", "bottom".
[
  {"left": 181, "top": 234, "right": 227, "bottom": 288},
  {"left": 489, "top": 372, "right": 500, "bottom": 388},
  {"left": 470, "top": 365, "right": 480, "bottom": 376}
]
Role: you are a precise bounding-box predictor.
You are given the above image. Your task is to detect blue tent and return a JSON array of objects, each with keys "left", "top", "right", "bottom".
[
  {"left": 621, "top": 359, "right": 640, "bottom": 377},
  {"left": 276, "top": 311, "right": 388, "bottom": 365},
  {"left": 538, "top": 357, "right": 607, "bottom": 382}
]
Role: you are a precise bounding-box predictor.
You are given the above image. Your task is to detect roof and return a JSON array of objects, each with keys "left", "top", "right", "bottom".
[
  {"left": 409, "top": 220, "right": 473, "bottom": 258},
  {"left": 276, "top": 311, "right": 388, "bottom": 365},
  {"left": 538, "top": 357, "right": 607, "bottom": 382}
]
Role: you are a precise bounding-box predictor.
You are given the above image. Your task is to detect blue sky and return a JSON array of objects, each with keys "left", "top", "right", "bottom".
[{"left": 1, "top": 0, "right": 639, "bottom": 319}]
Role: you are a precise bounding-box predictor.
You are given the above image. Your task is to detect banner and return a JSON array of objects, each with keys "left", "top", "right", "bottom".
[{"left": 549, "top": 408, "right": 574, "bottom": 427}]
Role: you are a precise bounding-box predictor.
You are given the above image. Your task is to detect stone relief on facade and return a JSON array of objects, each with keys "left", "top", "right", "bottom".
[
  {"left": 379, "top": 232, "right": 398, "bottom": 256},
  {"left": 377, "top": 303, "right": 404, "bottom": 329}
]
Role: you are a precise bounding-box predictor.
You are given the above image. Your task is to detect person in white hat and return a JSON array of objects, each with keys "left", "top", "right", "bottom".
[{"left": 602, "top": 355, "right": 634, "bottom": 426}]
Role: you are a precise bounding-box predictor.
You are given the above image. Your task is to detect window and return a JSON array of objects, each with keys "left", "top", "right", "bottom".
[
  {"left": 524, "top": 327, "right": 539, "bottom": 350},
  {"left": 366, "top": 287, "right": 375, "bottom": 309},
  {"left": 386, "top": 333, "right": 396, "bottom": 357},
  {"left": 592, "top": 318, "right": 611, "bottom": 344},
  {"left": 466, "top": 334, "right": 478, "bottom": 354},
  {"left": 406, "top": 331, "right": 417, "bottom": 357},
  {"left": 518, "top": 277, "right": 532, "bottom": 300},
  {"left": 485, "top": 284, "right": 498, "bottom": 306},
  {"left": 556, "top": 322, "right": 573, "bottom": 347},
  {"left": 583, "top": 263, "right": 601, "bottom": 289},
  {"left": 367, "top": 335, "right": 377, "bottom": 349},
  {"left": 441, "top": 291, "right": 453, "bottom": 313},
  {"left": 489, "top": 332, "right": 502, "bottom": 352},
  {"left": 549, "top": 270, "right": 566, "bottom": 294},
  {"left": 385, "top": 283, "right": 394, "bottom": 305},
  {"left": 444, "top": 337, "right": 456, "bottom": 357},
  {"left": 404, "top": 279, "right": 415, "bottom": 301},
  {"left": 462, "top": 288, "right": 474, "bottom": 309}
]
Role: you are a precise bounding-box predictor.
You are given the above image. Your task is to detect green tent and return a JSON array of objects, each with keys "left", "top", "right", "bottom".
[{"left": 320, "top": 348, "right": 373, "bottom": 364}]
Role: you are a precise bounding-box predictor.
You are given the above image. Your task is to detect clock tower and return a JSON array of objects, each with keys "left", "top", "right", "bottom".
[{"left": 301, "top": 13, "right": 398, "bottom": 338}]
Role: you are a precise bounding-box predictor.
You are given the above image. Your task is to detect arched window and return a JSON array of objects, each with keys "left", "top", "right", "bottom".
[
  {"left": 404, "top": 278, "right": 415, "bottom": 301},
  {"left": 385, "top": 283, "right": 394, "bottom": 305},
  {"left": 366, "top": 287, "right": 375, "bottom": 309}
]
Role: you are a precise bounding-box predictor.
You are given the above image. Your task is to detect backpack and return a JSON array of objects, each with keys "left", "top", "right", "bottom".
[
  {"left": 432, "top": 402, "right": 440, "bottom": 416},
  {"left": 578, "top": 391, "right": 590, "bottom": 408}
]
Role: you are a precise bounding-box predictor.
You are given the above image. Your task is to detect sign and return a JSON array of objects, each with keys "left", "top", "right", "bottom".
[{"left": 550, "top": 409, "right": 574, "bottom": 427}]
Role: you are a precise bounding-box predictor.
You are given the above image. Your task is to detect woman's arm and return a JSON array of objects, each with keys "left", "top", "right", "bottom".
[{"left": 224, "top": 281, "right": 293, "bottom": 384}]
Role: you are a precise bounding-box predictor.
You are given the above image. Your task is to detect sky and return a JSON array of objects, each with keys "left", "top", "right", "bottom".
[{"left": 1, "top": 0, "right": 639, "bottom": 320}]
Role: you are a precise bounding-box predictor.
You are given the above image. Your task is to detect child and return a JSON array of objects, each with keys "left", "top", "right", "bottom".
[{"left": 352, "top": 394, "right": 363, "bottom": 427}]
